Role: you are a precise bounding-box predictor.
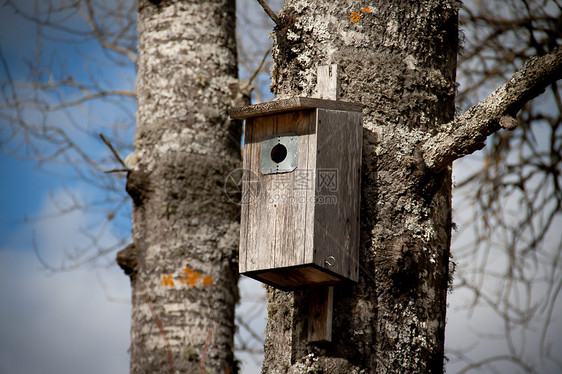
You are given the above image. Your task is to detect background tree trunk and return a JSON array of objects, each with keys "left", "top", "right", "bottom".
[
  {"left": 263, "top": 1, "right": 458, "bottom": 373},
  {"left": 121, "top": 1, "right": 241, "bottom": 373}
]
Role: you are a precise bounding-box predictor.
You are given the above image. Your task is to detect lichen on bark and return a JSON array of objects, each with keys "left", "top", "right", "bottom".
[
  {"left": 263, "top": 1, "right": 459, "bottom": 373},
  {"left": 124, "top": 1, "right": 241, "bottom": 373}
]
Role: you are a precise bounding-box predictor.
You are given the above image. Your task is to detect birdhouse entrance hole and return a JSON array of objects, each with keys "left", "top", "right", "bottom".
[
  {"left": 271, "top": 143, "right": 287, "bottom": 163},
  {"left": 260, "top": 133, "right": 298, "bottom": 175}
]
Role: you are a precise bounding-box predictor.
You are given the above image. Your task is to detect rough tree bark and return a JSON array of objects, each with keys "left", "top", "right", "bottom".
[
  {"left": 117, "top": 1, "right": 242, "bottom": 373},
  {"left": 261, "top": 1, "right": 562, "bottom": 373},
  {"left": 263, "top": 1, "right": 458, "bottom": 373}
]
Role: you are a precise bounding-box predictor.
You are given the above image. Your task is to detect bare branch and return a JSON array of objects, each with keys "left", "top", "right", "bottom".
[
  {"left": 104, "top": 168, "right": 130, "bottom": 173},
  {"left": 81, "top": 0, "right": 137, "bottom": 63},
  {"left": 248, "top": 47, "right": 271, "bottom": 86},
  {"left": 4, "top": 0, "right": 92, "bottom": 37},
  {"left": 423, "top": 46, "right": 562, "bottom": 171},
  {"left": 236, "top": 315, "right": 265, "bottom": 345},
  {"left": 256, "top": 0, "right": 281, "bottom": 27},
  {"left": 47, "top": 90, "right": 136, "bottom": 111},
  {"left": 99, "top": 133, "right": 129, "bottom": 170}
]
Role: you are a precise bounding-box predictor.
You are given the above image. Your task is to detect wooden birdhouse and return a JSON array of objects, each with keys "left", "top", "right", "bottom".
[{"left": 230, "top": 67, "right": 363, "bottom": 291}]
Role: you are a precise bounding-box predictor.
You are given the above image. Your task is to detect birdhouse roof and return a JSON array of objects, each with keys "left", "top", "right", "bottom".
[{"left": 229, "top": 97, "right": 363, "bottom": 120}]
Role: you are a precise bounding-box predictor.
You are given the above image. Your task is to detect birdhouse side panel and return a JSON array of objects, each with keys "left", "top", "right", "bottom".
[
  {"left": 312, "top": 109, "right": 362, "bottom": 282},
  {"left": 238, "top": 136, "right": 250, "bottom": 272},
  {"left": 240, "top": 110, "right": 317, "bottom": 274}
]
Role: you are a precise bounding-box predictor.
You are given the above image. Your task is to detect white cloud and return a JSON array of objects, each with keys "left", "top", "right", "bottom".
[
  {"left": 32, "top": 186, "right": 124, "bottom": 270},
  {"left": 0, "top": 248, "right": 131, "bottom": 374},
  {"left": 0, "top": 184, "right": 270, "bottom": 374},
  {"left": 0, "top": 186, "right": 131, "bottom": 374}
]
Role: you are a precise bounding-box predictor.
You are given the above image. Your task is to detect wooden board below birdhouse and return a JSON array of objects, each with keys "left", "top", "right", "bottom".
[{"left": 244, "top": 265, "right": 344, "bottom": 290}]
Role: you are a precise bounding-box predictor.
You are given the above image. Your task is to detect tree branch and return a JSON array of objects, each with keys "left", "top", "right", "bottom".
[
  {"left": 81, "top": 0, "right": 137, "bottom": 63},
  {"left": 256, "top": 0, "right": 281, "bottom": 27},
  {"left": 99, "top": 133, "right": 129, "bottom": 171},
  {"left": 422, "top": 46, "right": 562, "bottom": 171}
]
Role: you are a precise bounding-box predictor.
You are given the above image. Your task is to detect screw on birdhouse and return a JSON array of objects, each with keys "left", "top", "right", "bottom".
[{"left": 325, "top": 256, "right": 336, "bottom": 266}]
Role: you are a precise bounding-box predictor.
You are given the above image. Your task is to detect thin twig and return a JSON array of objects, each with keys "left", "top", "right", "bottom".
[
  {"left": 82, "top": 0, "right": 137, "bottom": 63},
  {"left": 256, "top": 0, "right": 281, "bottom": 27},
  {"left": 32, "top": 230, "right": 58, "bottom": 272},
  {"left": 99, "top": 133, "right": 130, "bottom": 170},
  {"left": 145, "top": 294, "right": 175, "bottom": 373},
  {"left": 199, "top": 328, "right": 213, "bottom": 374},
  {"left": 248, "top": 47, "right": 271, "bottom": 86},
  {"left": 48, "top": 90, "right": 136, "bottom": 111},
  {"left": 95, "top": 269, "right": 129, "bottom": 304},
  {"left": 235, "top": 315, "right": 265, "bottom": 344}
]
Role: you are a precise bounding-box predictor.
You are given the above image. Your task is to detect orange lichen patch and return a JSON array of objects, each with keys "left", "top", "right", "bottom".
[
  {"left": 201, "top": 275, "right": 214, "bottom": 286},
  {"left": 160, "top": 274, "right": 175, "bottom": 287},
  {"left": 362, "top": 7, "right": 371, "bottom": 13},
  {"left": 180, "top": 267, "right": 201, "bottom": 287},
  {"left": 350, "top": 11, "right": 361, "bottom": 23}
]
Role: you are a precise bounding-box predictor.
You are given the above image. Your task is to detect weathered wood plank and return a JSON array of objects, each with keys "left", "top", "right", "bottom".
[
  {"left": 272, "top": 111, "right": 315, "bottom": 269},
  {"left": 306, "top": 67, "right": 340, "bottom": 345},
  {"left": 238, "top": 123, "right": 252, "bottom": 273},
  {"left": 313, "top": 109, "right": 362, "bottom": 281},
  {"left": 229, "top": 97, "right": 363, "bottom": 120},
  {"left": 315, "top": 65, "right": 340, "bottom": 100},
  {"left": 243, "top": 115, "right": 274, "bottom": 272},
  {"left": 307, "top": 286, "right": 334, "bottom": 342}
]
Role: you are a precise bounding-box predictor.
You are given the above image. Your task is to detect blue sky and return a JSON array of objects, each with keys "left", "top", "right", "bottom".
[
  {"left": 0, "top": 2, "right": 133, "bottom": 373},
  {"left": 1, "top": 1, "right": 561, "bottom": 374}
]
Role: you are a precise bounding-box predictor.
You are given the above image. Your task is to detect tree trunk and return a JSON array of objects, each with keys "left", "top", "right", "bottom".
[
  {"left": 263, "top": 1, "right": 458, "bottom": 373},
  {"left": 119, "top": 1, "right": 241, "bottom": 373}
]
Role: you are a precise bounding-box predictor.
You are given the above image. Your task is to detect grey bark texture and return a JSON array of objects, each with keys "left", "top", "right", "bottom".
[
  {"left": 263, "top": 1, "right": 458, "bottom": 373},
  {"left": 119, "top": 0, "right": 242, "bottom": 373}
]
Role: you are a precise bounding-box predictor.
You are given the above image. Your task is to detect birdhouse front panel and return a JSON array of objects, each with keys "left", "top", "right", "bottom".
[
  {"left": 231, "top": 98, "right": 363, "bottom": 290},
  {"left": 241, "top": 110, "right": 318, "bottom": 280}
]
